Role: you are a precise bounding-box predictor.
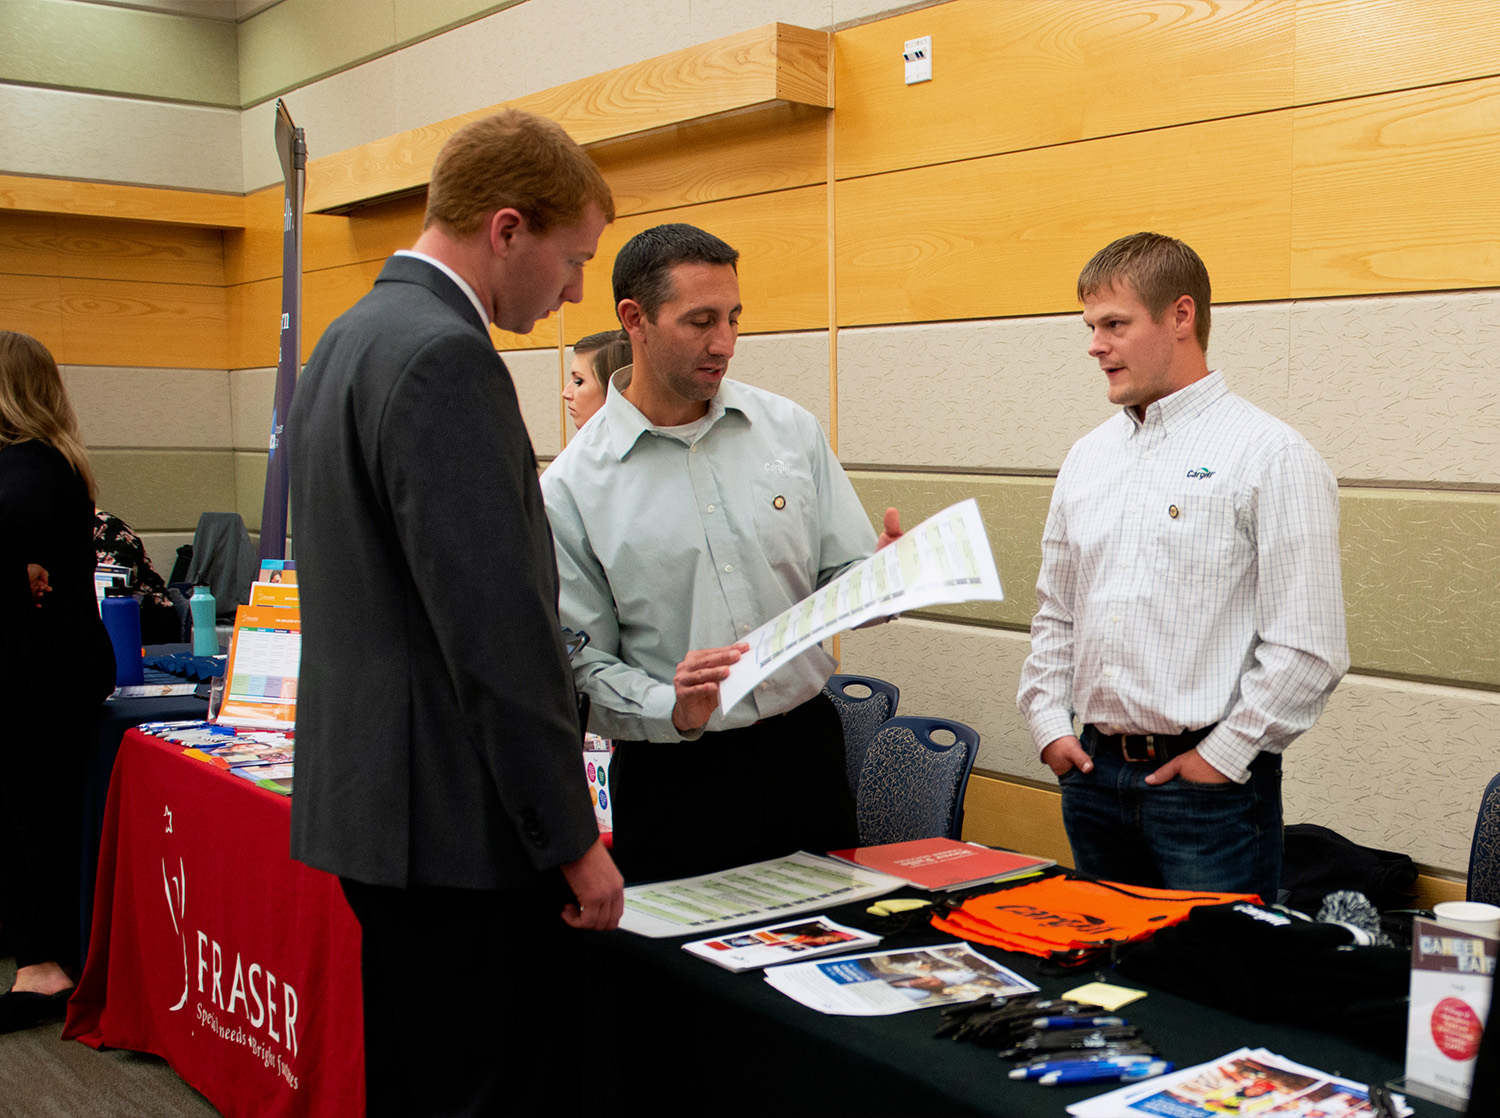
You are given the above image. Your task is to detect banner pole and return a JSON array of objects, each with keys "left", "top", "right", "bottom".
[{"left": 259, "top": 99, "right": 305, "bottom": 560}]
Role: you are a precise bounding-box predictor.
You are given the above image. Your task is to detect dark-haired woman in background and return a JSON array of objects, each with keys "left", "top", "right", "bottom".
[{"left": 0, "top": 331, "right": 115, "bottom": 1033}]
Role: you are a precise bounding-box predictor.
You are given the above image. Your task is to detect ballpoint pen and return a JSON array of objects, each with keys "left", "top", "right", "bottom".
[
  {"left": 1032, "top": 1015, "right": 1125, "bottom": 1029},
  {"left": 1035, "top": 1060, "right": 1172, "bottom": 1086}
]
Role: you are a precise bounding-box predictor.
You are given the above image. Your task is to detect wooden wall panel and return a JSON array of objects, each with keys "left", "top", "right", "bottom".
[
  {"left": 0, "top": 211, "right": 223, "bottom": 286},
  {"left": 1291, "top": 77, "right": 1500, "bottom": 297},
  {"left": 1293, "top": 0, "right": 1500, "bottom": 106},
  {"left": 3, "top": 274, "right": 226, "bottom": 368},
  {"left": 305, "top": 23, "right": 831, "bottom": 213},
  {"left": 592, "top": 102, "right": 827, "bottom": 217},
  {"left": 226, "top": 189, "right": 423, "bottom": 289},
  {"left": 229, "top": 261, "right": 562, "bottom": 367},
  {"left": 836, "top": 112, "right": 1292, "bottom": 327},
  {"left": 228, "top": 259, "right": 385, "bottom": 368},
  {"left": 833, "top": 0, "right": 1292, "bottom": 182},
  {"left": 565, "top": 185, "right": 829, "bottom": 339},
  {"left": 0, "top": 173, "right": 244, "bottom": 228},
  {"left": 492, "top": 317, "right": 559, "bottom": 354},
  {"left": 960, "top": 775, "right": 1073, "bottom": 868}
]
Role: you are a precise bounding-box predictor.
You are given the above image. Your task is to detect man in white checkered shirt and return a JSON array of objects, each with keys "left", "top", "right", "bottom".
[{"left": 1016, "top": 232, "right": 1349, "bottom": 901}]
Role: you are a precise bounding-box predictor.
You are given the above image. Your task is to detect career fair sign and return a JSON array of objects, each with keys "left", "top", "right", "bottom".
[{"left": 1406, "top": 917, "right": 1496, "bottom": 1105}]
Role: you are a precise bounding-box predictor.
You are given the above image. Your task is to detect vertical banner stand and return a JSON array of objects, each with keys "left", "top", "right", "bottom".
[{"left": 259, "top": 99, "right": 306, "bottom": 561}]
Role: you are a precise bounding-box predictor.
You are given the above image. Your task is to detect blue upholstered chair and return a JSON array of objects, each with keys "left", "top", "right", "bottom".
[
  {"left": 822, "top": 674, "right": 900, "bottom": 796},
  {"left": 1467, "top": 772, "right": 1500, "bottom": 905},
  {"left": 855, "top": 715, "right": 979, "bottom": 845}
]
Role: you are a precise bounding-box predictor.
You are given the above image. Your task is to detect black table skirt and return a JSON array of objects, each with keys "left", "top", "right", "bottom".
[{"left": 594, "top": 891, "right": 1438, "bottom": 1117}]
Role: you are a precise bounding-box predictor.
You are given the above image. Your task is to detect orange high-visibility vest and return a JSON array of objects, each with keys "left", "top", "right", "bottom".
[{"left": 932, "top": 876, "right": 1254, "bottom": 958}]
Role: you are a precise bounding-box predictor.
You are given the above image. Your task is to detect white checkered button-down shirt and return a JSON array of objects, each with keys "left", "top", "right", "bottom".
[{"left": 1017, "top": 371, "right": 1349, "bottom": 783}]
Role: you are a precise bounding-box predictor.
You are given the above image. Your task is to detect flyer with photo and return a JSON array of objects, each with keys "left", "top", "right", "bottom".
[
  {"left": 762, "top": 943, "right": 1036, "bottom": 1016},
  {"left": 1066, "top": 1047, "right": 1410, "bottom": 1118},
  {"left": 683, "top": 916, "right": 879, "bottom": 972}
]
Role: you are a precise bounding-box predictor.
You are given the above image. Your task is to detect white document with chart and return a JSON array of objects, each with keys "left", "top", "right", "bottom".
[{"left": 718, "top": 498, "right": 1003, "bottom": 713}]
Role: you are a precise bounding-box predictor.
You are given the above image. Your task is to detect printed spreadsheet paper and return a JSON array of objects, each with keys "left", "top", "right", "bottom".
[
  {"left": 619, "top": 852, "right": 903, "bottom": 939},
  {"left": 718, "top": 498, "right": 1003, "bottom": 712}
]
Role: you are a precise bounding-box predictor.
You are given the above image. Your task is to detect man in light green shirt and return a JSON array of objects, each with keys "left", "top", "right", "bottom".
[{"left": 542, "top": 224, "right": 901, "bottom": 881}]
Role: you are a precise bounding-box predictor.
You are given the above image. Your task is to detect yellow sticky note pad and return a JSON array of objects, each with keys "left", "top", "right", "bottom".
[
  {"left": 1063, "top": 982, "right": 1147, "bottom": 1012},
  {"left": 867, "top": 898, "right": 932, "bottom": 917}
]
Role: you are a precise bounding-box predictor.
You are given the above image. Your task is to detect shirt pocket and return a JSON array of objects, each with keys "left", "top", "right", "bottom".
[
  {"left": 750, "top": 458, "right": 815, "bottom": 582},
  {"left": 1149, "top": 491, "right": 1248, "bottom": 600}
]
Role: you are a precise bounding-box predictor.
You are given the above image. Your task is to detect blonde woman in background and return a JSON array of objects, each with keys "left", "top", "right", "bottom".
[
  {"left": 0, "top": 331, "right": 116, "bottom": 1034},
  {"left": 562, "top": 329, "right": 631, "bottom": 429}
]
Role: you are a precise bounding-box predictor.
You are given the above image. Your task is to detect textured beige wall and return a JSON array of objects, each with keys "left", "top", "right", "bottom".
[
  {"left": 63, "top": 362, "right": 236, "bottom": 574},
  {"left": 0, "top": 84, "right": 243, "bottom": 191},
  {"left": 0, "top": 0, "right": 239, "bottom": 105},
  {"left": 846, "top": 472, "right": 1500, "bottom": 691},
  {"left": 837, "top": 293, "right": 1500, "bottom": 485}
]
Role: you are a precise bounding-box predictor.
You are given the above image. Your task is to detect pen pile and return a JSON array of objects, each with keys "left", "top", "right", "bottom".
[{"left": 935, "top": 994, "right": 1171, "bottom": 1087}]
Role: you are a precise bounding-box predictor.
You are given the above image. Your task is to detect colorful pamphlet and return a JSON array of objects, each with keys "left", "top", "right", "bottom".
[
  {"left": 231, "top": 762, "right": 295, "bottom": 796},
  {"left": 1067, "top": 1046, "right": 1411, "bottom": 1117},
  {"left": 248, "top": 581, "right": 300, "bottom": 609},
  {"left": 683, "top": 916, "right": 880, "bottom": 972},
  {"left": 257, "top": 559, "right": 297, "bottom": 584},
  {"left": 762, "top": 942, "right": 1036, "bottom": 1016},
  {"left": 583, "top": 735, "right": 611, "bottom": 834},
  {"left": 217, "top": 604, "right": 300, "bottom": 728},
  {"left": 826, "top": 837, "right": 1054, "bottom": 892}
]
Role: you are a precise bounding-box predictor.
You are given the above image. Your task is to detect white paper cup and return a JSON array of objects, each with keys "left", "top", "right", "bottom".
[{"left": 1432, "top": 900, "right": 1500, "bottom": 938}]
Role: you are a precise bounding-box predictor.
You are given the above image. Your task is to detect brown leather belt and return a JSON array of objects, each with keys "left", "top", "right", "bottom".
[{"left": 1083, "top": 723, "right": 1217, "bottom": 764}]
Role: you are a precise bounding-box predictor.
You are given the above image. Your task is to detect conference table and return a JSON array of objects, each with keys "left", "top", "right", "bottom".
[{"left": 66, "top": 728, "right": 1444, "bottom": 1117}]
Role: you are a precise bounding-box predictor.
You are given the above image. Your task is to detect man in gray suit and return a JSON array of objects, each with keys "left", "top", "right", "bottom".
[{"left": 287, "top": 109, "right": 622, "bottom": 1117}]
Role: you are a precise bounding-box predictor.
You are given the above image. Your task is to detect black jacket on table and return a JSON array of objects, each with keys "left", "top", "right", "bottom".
[{"left": 286, "top": 254, "right": 597, "bottom": 891}]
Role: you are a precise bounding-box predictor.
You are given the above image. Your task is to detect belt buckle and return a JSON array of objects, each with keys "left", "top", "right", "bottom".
[{"left": 1121, "top": 734, "right": 1156, "bottom": 763}]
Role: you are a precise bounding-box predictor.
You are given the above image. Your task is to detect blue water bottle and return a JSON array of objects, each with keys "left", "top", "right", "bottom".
[
  {"left": 190, "top": 584, "right": 219, "bottom": 656},
  {"left": 101, "top": 584, "right": 145, "bottom": 686}
]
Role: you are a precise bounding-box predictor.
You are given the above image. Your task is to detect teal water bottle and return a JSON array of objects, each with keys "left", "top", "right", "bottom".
[
  {"left": 101, "top": 584, "right": 145, "bottom": 686},
  {"left": 190, "top": 584, "right": 219, "bottom": 656}
]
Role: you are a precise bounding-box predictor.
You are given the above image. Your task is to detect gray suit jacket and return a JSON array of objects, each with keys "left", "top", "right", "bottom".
[{"left": 286, "top": 254, "right": 597, "bottom": 890}]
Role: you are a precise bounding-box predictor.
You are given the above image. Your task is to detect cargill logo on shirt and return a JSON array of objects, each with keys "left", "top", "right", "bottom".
[{"left": 1185, "top": 466, "right": 1216, "bottom": 479}]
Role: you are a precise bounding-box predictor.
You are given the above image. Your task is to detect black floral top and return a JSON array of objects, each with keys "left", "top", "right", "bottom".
[{"left": 94, "top": 510, "right": 172, "bottom": 608}]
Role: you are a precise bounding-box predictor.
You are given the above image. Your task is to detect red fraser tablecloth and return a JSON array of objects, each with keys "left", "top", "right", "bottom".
[{"left": 65, "top": 729, "right": 365, "bottom": 1118}]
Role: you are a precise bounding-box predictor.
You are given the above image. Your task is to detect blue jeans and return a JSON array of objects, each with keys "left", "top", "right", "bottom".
[{"left": 1059, "top": 729, "right": 1283, "bottom": 901}]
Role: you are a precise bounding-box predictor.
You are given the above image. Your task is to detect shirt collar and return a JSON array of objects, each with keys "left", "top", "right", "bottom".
[
  {"left": 1127, "top": 369, "right": 1228, "bottom": 435},
  {"left": 600, "top": 365, "right": 747, "bottom": 460},
  {"left": 393, "top": 249, "right": 490, "bottom": 327}
]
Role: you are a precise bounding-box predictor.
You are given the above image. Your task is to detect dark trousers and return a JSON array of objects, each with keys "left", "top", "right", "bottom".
[
  {"left": 339, "top": 878, "right": 606, "bottom": 1118},
  {"left": 608, "top": 692, "right": 857, "bottom": 884},
  {"left": 0, "top": 706, "right": 92, "bottom": 971},
  {"left": 1060, "top": 726, "right": 1283, "bottom": 901}
]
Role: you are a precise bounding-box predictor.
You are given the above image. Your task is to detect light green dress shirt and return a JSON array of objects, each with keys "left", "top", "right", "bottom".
[{"left": 541, "top": 370, "right": 877, "bottom": 742}]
